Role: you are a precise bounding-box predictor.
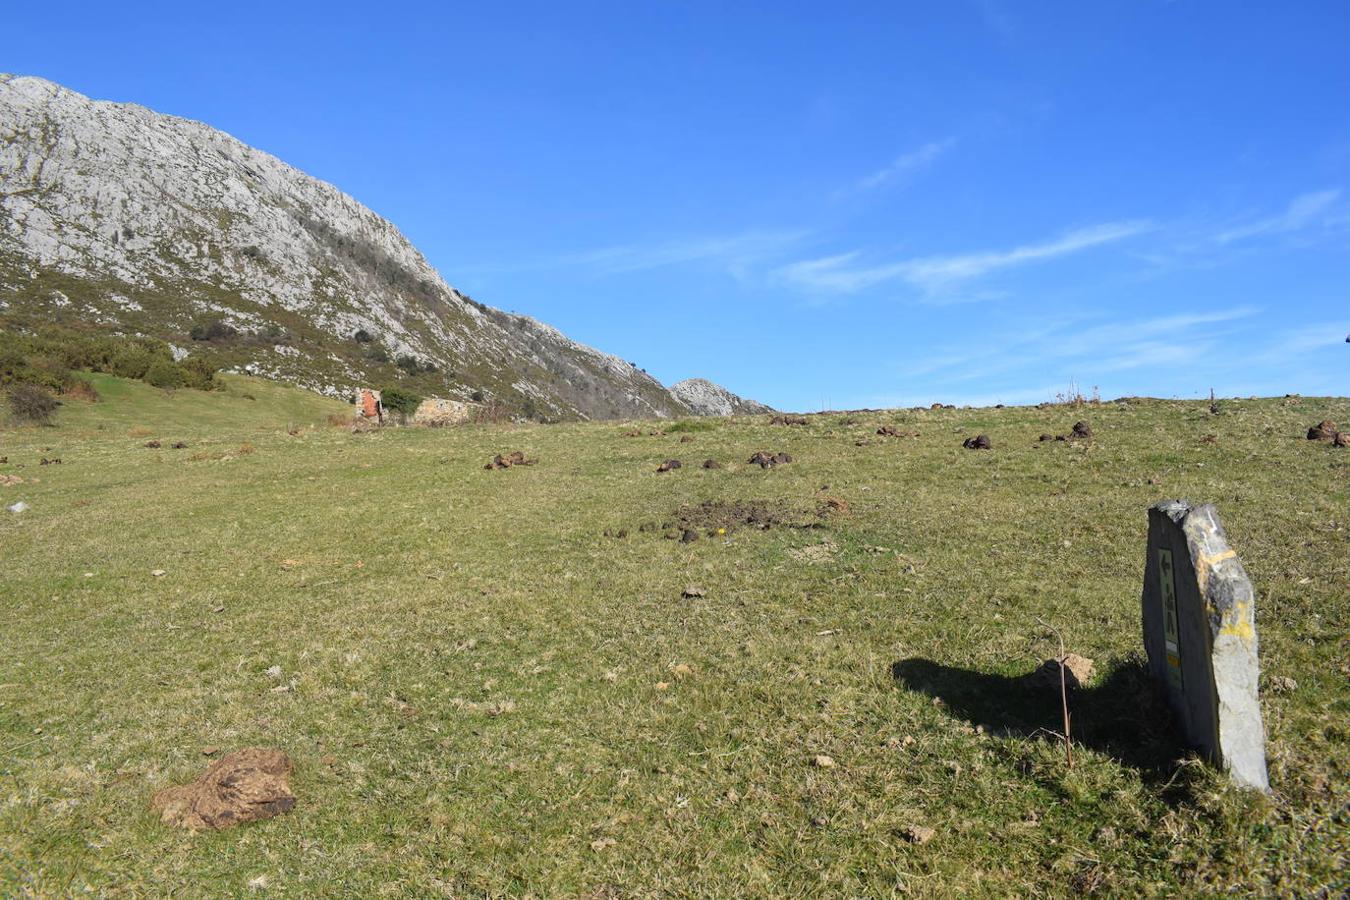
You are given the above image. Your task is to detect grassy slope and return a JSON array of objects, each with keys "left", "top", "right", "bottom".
[{"left": 0, "top": 381, "right": 1346, "bottom": 896}]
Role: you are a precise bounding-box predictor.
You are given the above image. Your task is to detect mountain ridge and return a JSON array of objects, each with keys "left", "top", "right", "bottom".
[{"left": 0, "top": 74, "right": 767, "bottom": 419}]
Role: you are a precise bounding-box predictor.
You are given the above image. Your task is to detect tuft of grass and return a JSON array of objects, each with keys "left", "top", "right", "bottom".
[{"left": 0, "top": 384, "right": 1346, "bottom": 895}]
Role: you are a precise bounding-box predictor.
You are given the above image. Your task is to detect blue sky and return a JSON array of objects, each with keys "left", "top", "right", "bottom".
[{"left": 10, "top": 1, "right": 1349, "bottom": 409}]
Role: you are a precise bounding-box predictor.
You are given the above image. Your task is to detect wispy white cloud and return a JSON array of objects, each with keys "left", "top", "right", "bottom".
[
  {"left": 846, "top": 138, "right": 957, "bottom": 195},
  {"left": 1216, "top": 189, "right": 1341, "bottom": 244},
  {"left": 775, "top": 220, "right": 1152, "bottom": 295},
  {"left": 456, "top": 229, "right": 808, "bottom": 282},
  {"left": 895, "top": 306, "right": 1259, "bottom": 385},
  {"left": 558, "top": 230, "right": 809, "bottom": 275}
]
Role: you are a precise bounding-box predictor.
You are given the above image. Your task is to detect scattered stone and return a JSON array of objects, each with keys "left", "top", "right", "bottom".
[
  {"left": 656, "top": 459, "right": 683, "bottom": 473},
  {"left": 144, "top": 440, "right": 161, "bottom": 449},
  {"left": 812, "top": 754, "right": 836, "bottom": 768},
  {"left": 151, "top": 569, "right": 167, "bottom": 578},
  {"left": 701, "top": 459, "right": 722, "bottom": 469},
  {"left": 770, "top": 415, "right": 808, "bottom": 426},
  {"left": 265, "top": 665, "right": 283, "bottom": 680},
  {"left": 151, "top": 748, "right": 295, "bottom": 831},
  {"left": 681, "top": 586, "right": 705, "bottom": 599},
  {"left": 1025, "top": 654, "right": 1095, "bottom": 691},
  {"left": 1142, "top": 500, "right": 1268, "bottom": 790},
  {"left": 7, "top": 501, "right": 28, "bottom": 514},
  {"left": 485, "top": 451, "right": 537, "bottom": 469},
  {"left": 902, "top": 824, "right": 936, "bottom": 845},
  {"left": 39, "top": 457, "right": 61, "bottom": 465},
  {"left": 1307, "top": 420, "right": 1338, "bottom": 441},
  {"left": 962, "top": 435, "right": 992, "bottom": 450}
]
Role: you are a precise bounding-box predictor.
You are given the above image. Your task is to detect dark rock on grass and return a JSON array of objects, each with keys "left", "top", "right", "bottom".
[
  {"left": 656, "top": 459, "right": 683, "bottom": 473},
  {"left": 151, "top": 747, "right": 295, "bottom": 831},
  {"left": 485, "top": 451, "right": 537, "bottom": 469},
  {"left": 702, "top": 459, "right": 722, "bottom": 469},
  {"left": 680, "top": 529, "right": 699, "bottom": 543},
  {"left": 962, "top": 435, "right": 992, "bottom": 450},
  {"left": 1307, "top": 420, "right": 1338, "bottom": 441}
]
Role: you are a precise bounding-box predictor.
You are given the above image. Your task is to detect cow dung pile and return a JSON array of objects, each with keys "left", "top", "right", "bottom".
[
  {"left": 1307, "top": 420, "right": 1347, "bottom": 446},
  {"left": 151, "top": 748, "right": 296, "bottom": 831},
  {"left": 485, "top": 451, "right": 537, "bottom": 469},
  {"left": 749, "top": 451, "right": 793, "bottom": 468}
]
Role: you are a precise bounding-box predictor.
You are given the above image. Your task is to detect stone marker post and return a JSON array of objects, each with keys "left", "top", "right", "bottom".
[{"left": 1141, "top": 500, "right": 1268, "bottom": 790}]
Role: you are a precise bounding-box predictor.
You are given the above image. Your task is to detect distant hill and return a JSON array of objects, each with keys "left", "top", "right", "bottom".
[
  {"left": 668, "top": 378, "right": 774, "bottom": 416},
  {"left": 0, "top": 75, "right": 753, "bottom": 419}
]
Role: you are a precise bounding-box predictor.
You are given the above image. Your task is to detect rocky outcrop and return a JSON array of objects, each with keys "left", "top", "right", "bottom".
[
  {"left": 0, "top": 74, "right": 696, "bottom": 420},
  {"left": 668, "top": 378, "right": 773, "bottom": 416}
]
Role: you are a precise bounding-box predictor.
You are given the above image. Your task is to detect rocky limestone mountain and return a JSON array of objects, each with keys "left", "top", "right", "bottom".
[
  {"left": 668, "top": 378, "right": 773, "bottom": 416},
  {"left": 0, "top": 74, "right": 744, "bottom": 419}
]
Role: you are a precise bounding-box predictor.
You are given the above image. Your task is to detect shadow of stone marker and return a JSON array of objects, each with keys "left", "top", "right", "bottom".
[{"left": 1142, "top": 500, "right": 1268, "bottom": 790}]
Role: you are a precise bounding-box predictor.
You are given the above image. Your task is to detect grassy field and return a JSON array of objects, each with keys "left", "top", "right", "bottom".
[{"left": 1, "top": 377, "right": 1347, "bottom": 896}]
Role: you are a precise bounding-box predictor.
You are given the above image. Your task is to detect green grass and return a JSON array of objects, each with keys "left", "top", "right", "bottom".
[{"left": 1, "top": 381, "right": 1347, "bottom": 896}]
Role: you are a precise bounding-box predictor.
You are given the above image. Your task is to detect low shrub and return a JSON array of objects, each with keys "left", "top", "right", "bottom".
[
  {"left": 145, "top": 360, "right": 186, "bottom": 390},
  {"left": 380, "top": 386, "right": 422, "bottom": 419},
  {"left": 63, "top": 376, "right": 100, "bottom": 402},
  {"left": 7, "top": 383, "right": 59, "bottom": 425}
]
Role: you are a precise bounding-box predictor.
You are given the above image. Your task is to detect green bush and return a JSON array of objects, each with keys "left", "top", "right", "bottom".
[
  {"left": 109, "top": 346, "right": 158, "bottom": 380},
  {"left": 145, "top": 360, "right": 185, "bottom": 390},
  {"left": 177, "top": 355, "right": 218, "bottom": 390},
  {"left": 380, "top": 386, "right": 421, "bottom": 418}
]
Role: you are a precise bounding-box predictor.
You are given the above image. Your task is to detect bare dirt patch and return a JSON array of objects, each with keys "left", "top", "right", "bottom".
[{"left": 671, "top": 499, "right": 815, "bottom": 535}]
